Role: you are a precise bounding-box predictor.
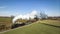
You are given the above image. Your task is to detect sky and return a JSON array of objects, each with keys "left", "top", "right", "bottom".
[{"left": 0, "top": 0, "right": 60, "bottom": 16}]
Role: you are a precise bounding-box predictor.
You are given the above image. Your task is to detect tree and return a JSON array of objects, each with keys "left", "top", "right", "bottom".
[
  {"left": 40, "top": 11, "right": 48, "bottom": 19},
  {"left": 34, "top": 15, "right": 39, "bottom": 21}
]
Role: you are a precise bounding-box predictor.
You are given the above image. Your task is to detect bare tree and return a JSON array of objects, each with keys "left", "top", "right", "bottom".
[{"left": 40, "top": 11, "right": 48, "bottom": 19}]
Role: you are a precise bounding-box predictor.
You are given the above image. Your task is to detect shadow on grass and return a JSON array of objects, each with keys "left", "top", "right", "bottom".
[{"left": 41, "top": 23, "right": 60, "bottom": 28}]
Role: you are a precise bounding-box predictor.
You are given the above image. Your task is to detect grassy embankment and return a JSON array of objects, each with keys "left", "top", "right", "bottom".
[{"left": 1, "top": 20, "right": 60, "bottom": 34}]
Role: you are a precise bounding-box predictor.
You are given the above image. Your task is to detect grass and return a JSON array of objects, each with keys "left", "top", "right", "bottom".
[
  {"left": 39, "top": 20, "right": 60, "bottom": 26},
  {"left": 1, "top": 20, "right": 60, "bottom": 34},
  {"left": 0, "top": 17, "right": 12, "bottom": 32},
  {"left": 0, "top": 17, "right": 12, "bottom": 26},
  {"left": 0, "top": 17, "right": 12, "bottom": 22}
]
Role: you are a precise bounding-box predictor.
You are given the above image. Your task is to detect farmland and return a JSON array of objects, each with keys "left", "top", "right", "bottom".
[
  {"left": 0, "top": 17, "right": 13, "bottom": 32},
  {"left": 0, "top": 19, "right": 60, "bottom": 34},
  {"left": 0, "top": 0, "right": 60, "bottom": 34}
]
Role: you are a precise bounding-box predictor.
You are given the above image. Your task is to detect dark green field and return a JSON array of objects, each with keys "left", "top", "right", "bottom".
[{"left": 0, "top": 17, "right": 12, "bottom": 24}]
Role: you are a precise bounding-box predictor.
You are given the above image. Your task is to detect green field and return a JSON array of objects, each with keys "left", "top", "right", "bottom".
[
  {"left": 0, "top": 17, "right": 12, "bottom": 24},
  {"left": 1, "top": 20, "right": 60, "bottom": 34}
]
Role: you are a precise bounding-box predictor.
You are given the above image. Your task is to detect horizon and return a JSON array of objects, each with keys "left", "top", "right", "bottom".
[{"left": 0, "top": 0, "right": 60, "bottom": 16}]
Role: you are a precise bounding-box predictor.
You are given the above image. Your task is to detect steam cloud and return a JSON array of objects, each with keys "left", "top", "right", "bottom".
[{"left": 13, "top": 10, "right": 39, "bottom": 23}]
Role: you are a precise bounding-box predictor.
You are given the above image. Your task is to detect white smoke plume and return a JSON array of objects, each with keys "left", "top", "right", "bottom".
[{"left": 12, "top": 10, "right": 38, "bottom": 23}]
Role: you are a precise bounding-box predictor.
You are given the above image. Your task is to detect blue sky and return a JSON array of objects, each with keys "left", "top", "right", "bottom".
[{"left": 0, "top": 0, "right": 60, "bottom": 16}]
